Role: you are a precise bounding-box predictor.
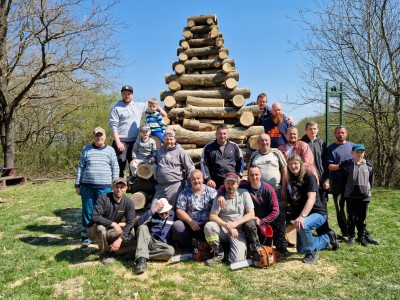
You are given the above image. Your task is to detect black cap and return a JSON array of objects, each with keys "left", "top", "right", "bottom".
[{"left": 121, "top": 85, "right": 133, "bottom": 93}]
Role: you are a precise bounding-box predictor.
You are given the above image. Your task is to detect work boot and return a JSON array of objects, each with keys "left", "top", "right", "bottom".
[
  {"left": 134, "top": 257, "right": 147, "bottom": 274},
  {"left": 347, "top": 237, "right": 356, "bottom": 246},
  {"left": 302, "top": 250, "right": 319, "bottom": 264},
  {"left": 327, "top": 230, "right": 340, "bottom": 251},
  {"left": 100, "top": 252, "right": 114, "bottom": 265},
  {"left": 365, "top": 234, "right": 379, "bottom": 245},
  {"left": 358, "top": 236, "right": 369, "bottom": 247},
  {"left": 206, "top": 245, "right": 224, "bottom": 266}
]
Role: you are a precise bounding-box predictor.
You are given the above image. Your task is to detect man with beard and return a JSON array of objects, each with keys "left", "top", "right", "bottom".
[
  {"left": 201, "top": 125, "right": 244, "bottom": 189},
  {"left": 172, "top": 170, "right": 217, "bottom": 252},
  {"left": 153, "top": 129, "right": 195, "bottom": 208},
  {"left": 247, "top": 93, "right": 294, "bottom": 126},
  {"left": 327, "top": 126, "right": 354, "bottom": 240},
  {"left": 248, "top": 133, "right": 289, "bottom": 256},
  {"left": 262, "top": 102, "right": 292, "bottom": 148},
  {"left": 204, "top": 173, "right": 255, "bottom": 265},
  {"left": 109, "top": 85, "right": 167, "bottom": 177}
]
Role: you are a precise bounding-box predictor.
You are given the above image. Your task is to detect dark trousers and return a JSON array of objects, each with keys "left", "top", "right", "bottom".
[
  {"left": 171, "top": 220, "right": 206, "bottom": 251},
  {"left": 270, "top": 188, "right": 287, "bottom": 251},
  {"left": 112, "top": 140, "right": 135, "bottom": 177},
  {"left": 316, "top": 187, "right": 332, "bottom": 235},
  {"left": 347, "top": 198, "right": 369, "bottom": 238},
  {"left": 332, "top": 180, "right": 349, "bottom": 237}
]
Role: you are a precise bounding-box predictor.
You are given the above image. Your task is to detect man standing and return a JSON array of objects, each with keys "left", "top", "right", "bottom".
[
  {"left": 204, "top": 173, "right": 255, "bottom": 265},
  {"left": 248, "top": 134, "right": 289, "bottom": 255},
  {"left": 154, "top": 129, "right": 195, "bottom": 207},
  {"left": 262, "top": 102, "right": 292, "bottom": 148},
  {"left": 300, "top": 121, "right": 330, "bottom": 209},
  {"left": 88, "top": 178, "right": 136, "bottom": 264},
  {"left": 134, "top": 198, "right": 175, "bottom": 275},
  {"left": 201, "top": 125, "right": 244, "bottom": 189},
  {"left": 109, "top": 85, "right": 166, "bottom": 177},
  {"left": 172, "top": 170, "right": 217, "bottom": 252},
  {"left": 327, "top": 126, "right": 354, "bottom": 240},
  {"left": 278, "top": 126, "right": 319, "bottom": 183}
]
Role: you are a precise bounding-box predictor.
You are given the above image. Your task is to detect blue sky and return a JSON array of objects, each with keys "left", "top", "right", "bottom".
[{"left": 111, "top": 0, "right": 323, "bottom": 122}]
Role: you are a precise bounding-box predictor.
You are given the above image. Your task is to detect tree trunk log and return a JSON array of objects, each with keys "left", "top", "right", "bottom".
[
  {"left": 162, "top": 116, "right": 170, "bottom": 126},
  {"left": 178, "top": 52, "right": 188, "bottom": 62},
  {"left": 180, "top": 144, "right": 197, "bottom": 150},
  {"left": 240, "top": 111, "right": 254, "bottom": 127},
  {"left": 130, "top": 192, "right": 149, "bottom": 210},
  {"left": 174, "top": 63, "right": 185, "bottom": 75},
  {"left": 165, "top": 72, "right": 239, "bottom": 87},
  {"left": 247, "top": 135, "right": 260, "bottom": 150},
  {"left": 178, "top": 46, "right": 229, "bottom": 58},
  {"left": 182, "top": 119, "right": 215, "bottom": 131},
  {"left": 168, "top": 105, "right": 261, "bottom": 119},
  {"left": 167, "top": 124, "right": 264, "bottom": 146},
  {"left": 223, "top": 78, "right": 237, "bottom": 90},
  {"left": 164, "top": 96, "right": 176, "bottom": 109},
  {"left": 180, "top": 37, "right": 224, "bottom": 49},
  {"left": 169, "top": 88, "right": 251, "bottom": 102},
  {"left": 168, "top": 81, "right": 181, "bottom": 91},
  {"left": 183, "top": 58, "right": 234, "bottom": 70},
  {"left": 198, "top": 119, "right": 224, "bottom": 125},
  {"left": 186, "top": 147, "right": 253, "bottom": 163},
  {"left": 186, "top": 96, "right": 225, "bottom": 107},
  {"left": 232, "top": 95, "right": 245, "bottom": 108},
  {"left": 187, "top": 14, "right": 218, "bottom": 26},
  {"left": 221, "top": 63, "right": 232, "bottom": 74},
  {"left": 136, "top": 164, "right": 154, "bottom": 180}
]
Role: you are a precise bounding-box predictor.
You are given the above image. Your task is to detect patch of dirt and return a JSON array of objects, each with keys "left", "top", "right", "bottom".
[
  {"left": 0, "top": 232, "right": 4, "bottom": 237},
  {"left": 69, "top": 261, "right": 99, "bottom": 268},
  {"left": 37, "top": 216, "right": 64, "bottom": 224},
  {"left": 53, "top": 276, "right": 85, "bottom": 299},
  {"left": 8, "top": 277, "right": 31, "bottom": 288},
  {"left": 21, "top": 215, "right": 31, "bottom": 220}
]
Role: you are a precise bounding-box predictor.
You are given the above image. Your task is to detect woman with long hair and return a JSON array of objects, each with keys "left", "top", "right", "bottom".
[{"left": 286, "top": 155, "right": 339, "bottom": 264}]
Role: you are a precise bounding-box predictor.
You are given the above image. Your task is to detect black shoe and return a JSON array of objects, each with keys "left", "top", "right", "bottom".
[
  {"left": 327, "top": 230, "right": 340, "bottom": 251},
  {"left": 347, "top": 237, "right": 356, "bottom": 246},
  {"left": 358, "top": 237, "right": 369, "bottom": 247},
  {"left": 100, "top": 252, "right": 114, "bottom": 265},
  {"left": 339, "top": 235, "right": 350, "bottom": 242},
  {"left": 365, "top": 234, "right": 379, "bottom": 245},
  {"left": 134, "top": 257, "right": 147, "bottom": 274},
  {"left": 302, "top": 250, "right": 319, "bottom": 264},
  {"left": 276, "top": 248, "right": 292, "bottom": 258}
]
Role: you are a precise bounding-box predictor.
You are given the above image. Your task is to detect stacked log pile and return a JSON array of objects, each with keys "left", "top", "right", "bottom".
[{"left": 161, "top": 14, "right": 264, "bottom": 163}]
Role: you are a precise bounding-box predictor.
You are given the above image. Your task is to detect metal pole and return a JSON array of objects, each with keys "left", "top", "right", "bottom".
[
  {"left": 339, "top": 82, "right": 344, "bottom": 125},
  {"left": 326, "top": 81, "right": 330, "bottom": 143}
]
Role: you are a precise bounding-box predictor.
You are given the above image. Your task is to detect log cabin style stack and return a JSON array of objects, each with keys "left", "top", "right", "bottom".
[{"left": 160, "top": 14, "right": 264, "bottom": 164}]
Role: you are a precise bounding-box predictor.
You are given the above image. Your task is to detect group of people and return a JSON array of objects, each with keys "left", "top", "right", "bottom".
[{"left": 75, "top": 87, "right": 378, "bottom": 275}]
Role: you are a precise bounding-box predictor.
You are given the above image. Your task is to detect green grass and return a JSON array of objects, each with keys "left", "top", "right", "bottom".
[{"left": 0, "top": 182, "right": 399, "bottom": 299}]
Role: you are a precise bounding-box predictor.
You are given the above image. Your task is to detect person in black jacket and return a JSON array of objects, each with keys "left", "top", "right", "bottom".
[
  {"left": 201, "top": 125, "right": 244, "bottom": 189},
  {"left": 88, "top": 177, "right": 136, "bottom": 264}
]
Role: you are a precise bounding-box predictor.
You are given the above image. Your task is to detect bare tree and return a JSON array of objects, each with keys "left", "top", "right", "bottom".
[
  {"left": 293, "top": 0, "right": 400, "bottom": 187},
  {"left": 0, "top": 0, "right": 121, "bottom": 167}
]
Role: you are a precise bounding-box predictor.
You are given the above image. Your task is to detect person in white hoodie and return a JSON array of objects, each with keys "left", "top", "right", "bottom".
[{"left": 152, "top": 129, "right": 195, "bottom": 208}]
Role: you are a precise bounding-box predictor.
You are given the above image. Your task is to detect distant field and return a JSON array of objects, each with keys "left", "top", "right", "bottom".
[{"left": 0, "top": 181, "right": 399, "bottom": 299}]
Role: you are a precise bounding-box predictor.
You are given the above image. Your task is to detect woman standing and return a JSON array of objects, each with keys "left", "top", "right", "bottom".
[
  {"left": 286, "top": 155, "right": 339, "bottom": 264},
  {"left": 75, "top": 127, "right": 119, "bottom": 247}
]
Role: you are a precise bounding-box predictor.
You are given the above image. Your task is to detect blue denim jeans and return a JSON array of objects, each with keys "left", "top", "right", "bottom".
[
  {"left": 80, "top": 185, "right": 111, "bottom": 241},
  {"left": 296, "top": 213, "right": 330, "bottom": 254},
  {"left": 151, "top": 131, "right": 164, "bottom": 142}
]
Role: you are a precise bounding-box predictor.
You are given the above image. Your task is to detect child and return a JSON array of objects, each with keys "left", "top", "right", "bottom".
[
  {"left": 340, "top": 144, "right": 379, "bottom": 246},
  {"left": 130, "top": 124, "right": 157, "bottom": 179},
  {"left": 146, "top": 98, "right": 166, "bottom": 142}
]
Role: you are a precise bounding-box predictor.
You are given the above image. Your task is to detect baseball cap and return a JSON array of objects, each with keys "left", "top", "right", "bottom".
[
  {"left": 113, "top": 177, "right": 127, "bottom": 186},
  {"left": 352, "top": 144, "right": 366, "bottom": 151},
  {"left": 93, "top": 127, "right": 106, "bottom": 135},
  {"left": 163, "top": 130, "right": 175, "bottom": 137},
  {"left": 139, "top": 124, "right": 151, "bottom": 132},
  {"left": 157, "top": 198, "right": 173, "bottom": 213},
  {"left": 224, "top": 173, "right": 239, "bottom": 182},
  {"left": 121, "top": 85, "right": 133, "bottom": 93}
]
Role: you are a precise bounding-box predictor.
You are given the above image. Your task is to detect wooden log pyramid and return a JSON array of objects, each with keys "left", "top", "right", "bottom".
[{"left": 160, "top": 14, "right": 264, "bottom": 163}]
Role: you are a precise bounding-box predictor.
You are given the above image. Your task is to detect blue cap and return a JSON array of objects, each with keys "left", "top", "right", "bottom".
[{"left": 352, "top": 144, "right": 366, "bottom": 151}]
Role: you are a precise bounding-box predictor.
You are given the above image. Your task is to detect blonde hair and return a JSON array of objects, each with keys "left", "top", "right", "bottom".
[
  {"left": 148, "top": 98, "right": 158, "bottom": 106},
  {"left": 287, "top": 155, "right": 307, "bottom": 184}
]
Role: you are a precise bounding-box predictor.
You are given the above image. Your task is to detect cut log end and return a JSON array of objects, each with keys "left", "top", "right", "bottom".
[
  {"left": 218, "top": 50, "right": 228, "bottom": 60},
  {"left": 221, "top": 63, "right": 232, "bottom": 74},
  {"left": 240, "top": 111, "right": 255, "bottom": 127},
  {"left": 187, "top": 19, "right": 196, "bottom": 28},
  {"left": 178, "top": 53, "right": 188, "bottom": 62},
  {"left": 174, "top": 64, "right": 185, "bottom": 75},
  {"left": 232, "top": 94, "right": 245, "bottom": 108},
  {"left": 164, "top": 96, "right": 176, "bottom": 109},
  {"left": 224, "top": 78, "right": 237, "bottom": 90},
  {"left": 168, "top": 80, "right": 181, "bottom": 91}
]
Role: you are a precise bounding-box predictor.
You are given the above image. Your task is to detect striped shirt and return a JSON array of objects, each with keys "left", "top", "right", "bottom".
[{"left": 75, "top": 144, "right": 119, "bottom": 188}]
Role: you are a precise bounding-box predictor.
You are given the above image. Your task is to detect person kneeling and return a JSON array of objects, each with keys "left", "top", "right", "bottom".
[
  {"left": 134, "top": 198, "right": 175, "bottom": 274},
  {"left": 88, "top": 178, "right": 136, "bottom": 265},
  {"left": 286, "top": 155, "right": 339, "bottom": 264}
]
